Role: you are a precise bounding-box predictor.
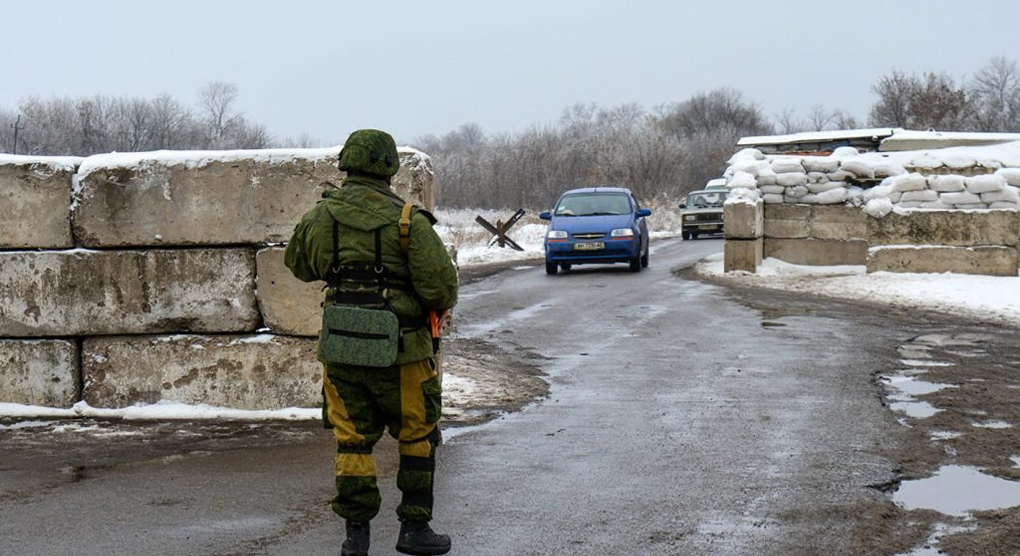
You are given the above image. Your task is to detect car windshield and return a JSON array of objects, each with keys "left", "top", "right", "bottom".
[
  {"left": 554, "top": 193, "right": 632, "bottom": 216},
  {"left": 686, "top": 191, "right": 726, "bottom": 208}
]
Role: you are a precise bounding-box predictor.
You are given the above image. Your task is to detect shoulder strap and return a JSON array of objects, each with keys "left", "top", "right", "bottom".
[
  {"left": 399, "top": 203, "right": 413, "bottom": 255},
  {"left": 327, "top": 219, "right": 341, "bottom": 285}
]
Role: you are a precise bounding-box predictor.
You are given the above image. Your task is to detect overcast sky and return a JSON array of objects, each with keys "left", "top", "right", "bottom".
[{"left": 4, "top": 1, "right": 1018, "bottom": 146}]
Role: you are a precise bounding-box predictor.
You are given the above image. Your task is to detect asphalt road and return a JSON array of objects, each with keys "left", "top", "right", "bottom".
[{"left": 0, "top": 238, "right": 952, "bottom": 555}]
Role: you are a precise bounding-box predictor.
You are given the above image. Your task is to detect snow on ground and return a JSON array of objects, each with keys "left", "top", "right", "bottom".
[
  {"left": 0, "top": 401, "right": 319, "bottom": 421},
  {"left": 697, "top": 254, "right": 1020, "bottom": 327}
]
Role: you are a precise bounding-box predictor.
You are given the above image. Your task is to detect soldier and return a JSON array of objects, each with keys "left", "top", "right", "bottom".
[{"left": 285, "top": 129, "right": 458, "bottom": 556}]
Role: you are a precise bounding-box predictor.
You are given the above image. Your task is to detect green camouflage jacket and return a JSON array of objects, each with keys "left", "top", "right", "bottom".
[{"left": 285, "top": 174, "right": 458, "bottom": 364}]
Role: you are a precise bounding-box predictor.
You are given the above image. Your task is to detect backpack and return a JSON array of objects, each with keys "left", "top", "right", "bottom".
[{"left": 317, "top": 204, "right": 416, "bottom": 368}]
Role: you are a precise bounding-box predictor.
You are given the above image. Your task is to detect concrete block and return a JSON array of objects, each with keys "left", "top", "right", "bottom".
[
  {"left": 764, "top": 204, "right": 811, "bottom": 221},
  {"left": 394, "top": 149, "right": 435, "bottom": 211},
  {"left": 73, "top": 149, "right": 340, "bottom": 247},
  {"left": 867, "top": 246, "right": 1019, "bottom": 276},
  {"left": 764, "top": 219, "right": 810, "bottom": 239},
  {"left": 0, "top": 249, "right": 258, "bottom": 337},
  {"left": 0, "top": 339, "right": 78, "bottom": 407},
  {"left": 256, "top": 247, "right": 322, "bottom": 337},
  {"left": 73, "top": 148, "right": 434, "bottom": 247},
  {"left": 724, "top": 238, "right": 763, "bottom": 273},
  {"left": 0, "top": 155, "right": 80, "bottom": 248},
  {"left": 810, "top": 205, "right": 868, "bottom": 239},
  {"left": 723, "top": 200, "right": 763, "bottom": 239},
  {"left": 764, "top": 238, "right": 867, "bottom": 266},
  {"left": 868, "top": 210, "right": 1020, "bottom": 247},
  {"left": 82, "top": 335, "right": 320, "bottom": 410}
]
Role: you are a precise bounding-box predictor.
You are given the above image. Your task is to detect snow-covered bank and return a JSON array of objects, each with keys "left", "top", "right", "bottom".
[
  {"left": 697, "top": 254, "right": 1020, "bottom": 327},
  {"left": 0, "top": 400, "right": 320, "bottom": 421}
]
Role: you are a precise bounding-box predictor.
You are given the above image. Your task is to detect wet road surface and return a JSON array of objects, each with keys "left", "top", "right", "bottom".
[{"left": 2, "top": 237, "right": 1006, "bottom": 555}]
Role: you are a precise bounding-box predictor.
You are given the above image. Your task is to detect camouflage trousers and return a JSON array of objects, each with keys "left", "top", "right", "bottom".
[{"left": 322, "top": 358, "right": 443, "bottom": 523}]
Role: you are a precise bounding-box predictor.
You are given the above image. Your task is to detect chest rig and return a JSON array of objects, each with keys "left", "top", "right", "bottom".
[{"left": 318, "top": 204, "right": 421, "bottom": 368}]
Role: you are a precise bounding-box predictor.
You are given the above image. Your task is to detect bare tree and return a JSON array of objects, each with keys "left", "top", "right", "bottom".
[
  {"left": 807, "top": 105, "right": 838, "bottom": 131},
  {"left": 197, "top": 81, "right": 241, "bottom": 146},
  {"left": 832, "top": 110, "right": 861, "bottom": 130},
  {"left": 970, "top": 56, "right": 1020, "bottom": 131},
  {"left": 280, "top": 132, "right": 325, "bottom": 148},
  {"left": 869, "top": 70, "right": 974, "bottom": 130},
  {"left": 150, "top": 94, "right": 191, "bottom": 149},
  {"left": 908, "top": 72, "right": 973, "bottom": 130},
  {"left": 775, "top": 108, "right": 806, "bottom": 134},
  {"left": 869, "top": 71, "right": 917, "bottom": 127},
  {"left": 654, "top": 88, "right": 772, "bottom": 140}
]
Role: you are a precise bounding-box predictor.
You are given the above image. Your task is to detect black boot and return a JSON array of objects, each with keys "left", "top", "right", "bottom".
[
  {"left": 341, "top": 521, "right": 370, "bottom": 556},
  {"left": 395, "top": 521, "right": 451, "bottom": 555}
]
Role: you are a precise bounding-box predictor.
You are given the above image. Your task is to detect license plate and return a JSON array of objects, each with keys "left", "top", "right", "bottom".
[
  {"left": 574, "top": 242, "right": 604, "bottom": 251},
  {"left": 698, "top": 225, "right": 717, "bottom": 230}
]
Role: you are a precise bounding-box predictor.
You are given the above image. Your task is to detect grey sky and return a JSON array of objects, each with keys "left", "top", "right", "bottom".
[{"left": 4, "top": 0, "right": 1018, "bottom": 146}]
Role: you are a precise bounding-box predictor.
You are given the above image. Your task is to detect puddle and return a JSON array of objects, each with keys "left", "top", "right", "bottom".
[
  {"left": 760, "top": 321, "right": 786, "bottom": 328},
  {"left": 890, "top": 401, "right": 941, "bottom": 418},
  {"left": 457, "top": 289, "right": 495, "bottom": 301},
  {"left": 973, "top": 420, "right": 1012, "bottom": 429},
  {"left": 912, "top": 333, "right": 990, "bottom": 347},
  {"left": 881, "top": 375, "right": 955, "bottom": 397},
  {"left": 930, "top": 431, "right": 962, "bottom": 441},
  {"left": 0, "top": 420, "right": 51, "bottom": 430},
  {"left": 896, "top": 522, "right": 975, "bottom": 556},
  {"left": 894, "top": 465, "right": 1020, "bottom": 517},
  {"left": 881, "top": 375, "right": 951, "bottom": 419},
  {"left": 900, "top": 359, "right": 954, "bottom": 367}
]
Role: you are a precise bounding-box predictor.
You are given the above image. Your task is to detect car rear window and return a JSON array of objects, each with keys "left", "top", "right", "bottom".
[{"left": 555, "top": 193, "right": 632, "bottom": 216}]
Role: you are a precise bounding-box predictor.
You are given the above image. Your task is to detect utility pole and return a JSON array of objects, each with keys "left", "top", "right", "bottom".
[{"left": 12, "top": 115, "right": 20, "bottom": 155}]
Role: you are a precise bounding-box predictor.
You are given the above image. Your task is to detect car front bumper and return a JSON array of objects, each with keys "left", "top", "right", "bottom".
[
  {"left": 544, "top": 237, "right": 641, "bottom": 264},
  {"left": 682, "top": 222, "right": 724, "bottom": 234}
]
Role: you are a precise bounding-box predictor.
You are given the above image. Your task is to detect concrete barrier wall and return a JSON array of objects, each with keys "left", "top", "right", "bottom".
[
  {"left": 723, "top": 147, "right": 1020, "bottom": 275},
  {"left": 0, "top": 148, "right": 434, "bottom": 409}
]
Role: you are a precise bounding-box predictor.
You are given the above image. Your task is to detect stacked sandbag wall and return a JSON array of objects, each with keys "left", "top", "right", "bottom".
[
  {"left": 723, "top": 144, "right": 1020, "bottom": 275},
  {"left": 0, "top": 148, "right": 434, "bottom": 409}
]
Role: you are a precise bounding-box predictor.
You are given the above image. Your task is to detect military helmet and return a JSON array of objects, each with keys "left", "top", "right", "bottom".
[{"left": 338, "top": 129, "right": 399, "bottom": 178}]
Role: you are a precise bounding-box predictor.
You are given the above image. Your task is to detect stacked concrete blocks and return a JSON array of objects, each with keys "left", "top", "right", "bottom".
[
  {"left": 723, "top": 199, "right": 763, "bottom": 272},
  {"left": 0, "top": 147, "right": 435, "bottom": 410},
  {"left": 762, "top": 205, "right": 868, "bottom": 266},
  {"left": 866, "top": 210, "right": 1020, "bottom": 276}
]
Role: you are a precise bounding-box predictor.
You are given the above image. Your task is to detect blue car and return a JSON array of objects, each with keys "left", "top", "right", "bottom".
[{"left": 539, "top": 186, "right": 651, "bottom": 275}]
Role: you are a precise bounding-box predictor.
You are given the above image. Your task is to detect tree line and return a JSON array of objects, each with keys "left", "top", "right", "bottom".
[
  {"left": 0, "top": 81, "right": 285, "bottom": 156},
  {"left": 3, "top": 58, "right": 1020, "bottom": 209},
  {"left": 420, "top": 56, "right": 1020, "bottom": 209}
]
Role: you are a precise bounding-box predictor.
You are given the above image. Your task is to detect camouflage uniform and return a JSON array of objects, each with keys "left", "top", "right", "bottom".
[{"left": 285, "top": 130, "right": 457, "bottom": 530}]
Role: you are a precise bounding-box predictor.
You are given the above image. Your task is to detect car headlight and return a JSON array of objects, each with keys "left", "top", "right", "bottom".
[
  {"left": 611, "top": 228, "right": 634, "bottom": 238},
  {"left": 547, "top": 230, "right": 568, "bottom": 239},
  {"left": 684, "top": 215, "right": 696, "bottom": 222}
]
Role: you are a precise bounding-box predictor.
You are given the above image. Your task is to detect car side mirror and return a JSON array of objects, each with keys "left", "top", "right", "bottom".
[
  {"left": 539, "top": 211, "right": 552, "bottom": 221},
  {"left": 636, "top": 208, "right": 651, "bottom": 218},
  {"left": 678, "top": 202, "right": 686, "bottom": 209}
]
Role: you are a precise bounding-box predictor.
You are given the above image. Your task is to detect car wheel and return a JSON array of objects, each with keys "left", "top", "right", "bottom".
[
  {"left": 641, "top": 246, "right": 649, "bottom": 268},
  {"left": 629, "top": 255, "right": 641, "bottom": 272},
  {"left": 681, "top": 231, "right": 690, "bottom": 241},
  {"left": 546, "top": 260, "right": 558, "bottom": 275},
  {"left": 560, "top": 263, "right": 572, "bottom": 271},
  {"left": 691, "top": 232, "right": 699, "bottom": 240}
]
